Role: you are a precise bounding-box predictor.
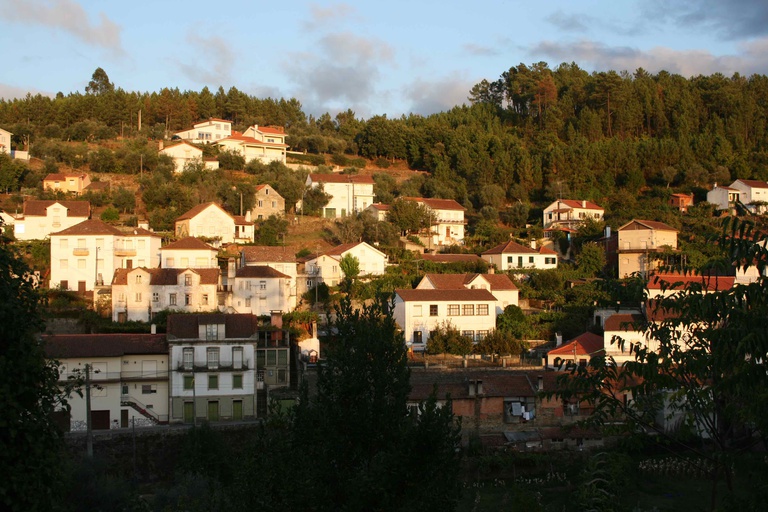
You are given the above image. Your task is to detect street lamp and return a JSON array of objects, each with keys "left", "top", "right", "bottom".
[{"left": 232, "top": 186, "right": 243, "bottom": 216}]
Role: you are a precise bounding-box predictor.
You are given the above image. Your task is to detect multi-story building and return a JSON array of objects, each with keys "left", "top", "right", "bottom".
[
  {"left": 166, "top": 313, "right": 291, "bottom": 423},
  {"left": 393, "top": 288, "right": 498, "bottom": 351},
  {"left": 160, "top": 237, "right": 219, "bottom": 269},
  {"left": 542, "top": 199, "right": 604, "bottom": 230},
  {"left": 415, "top": 272, "right": 519, "bottom": 315},
  {"left": 14, "top": 200, "right": 90, "bottom": 241},
  {"left": 45, "top": 333, "right": 169, "bottom": 430},
  {"left": 174, "top": 118, "right": 233, "bottom": 144},
  {"left": 43, "top": 173, "right": 92, "bottom": 195},
  {"left": 306, "top": 173, "right": 375, "bottom": 218},
  {"left": 614, "top": 219, "right": 678, "bottom": 278},
  {"left": 49, "top": 219, "right": 161, "bottom": 292},
  {"left": 216, "top": 125, "right": 288, "bottom": 165},
  {"left": 303, "top": 242, "right": 388, "bottom": 288},
  {"left": 175, "top": 202, "right": 254, "bottom": 245},
  {"left": 252, "top": 184, "right": 285, "bottom": 219},
  {"left": 231, "top": 266, "right": 293, "bottom": 315},
  {"left": 402, "top": 197, "right": 466, "bottom": 247},
  {"left": 160, "top": 141, "right": 220, "bottom": 173}
]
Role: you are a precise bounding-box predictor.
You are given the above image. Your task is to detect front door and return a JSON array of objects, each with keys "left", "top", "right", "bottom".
[
  {"left": 207, "top": 401, "right": 219, "bottom": 421},
  {"left": 183, "top": 402, "right": 194, "bottom": 423},
  {"left": 78, "top": 281, "right": 86, "bottom": 294},
  {"left": 233, "top": 400, "right": 243, "bottom": 421},
  {"left": 121, "top": 409, "right": 129, "bottom": 428}
]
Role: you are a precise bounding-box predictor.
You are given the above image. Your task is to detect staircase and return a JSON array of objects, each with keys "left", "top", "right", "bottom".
[{"left": 121, "top": 395, "right": 168, "bottom": 425}]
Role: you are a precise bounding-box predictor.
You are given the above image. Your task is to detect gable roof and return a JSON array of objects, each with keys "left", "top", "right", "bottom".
[
  {"left": 603, "top": 313, "right": 645, "bottom": 332},
  {"left": 402, "top": 196, "right": 465, "bottom": 211},
  {"left": 44, "top": 334, "right": 167, "bottom": 359},
  {"left": 167, "top": 313, "right": 260, "bottom": 339},
  {"left": 309, "top": 173, "right": 375, "bottom": 185},
  {"left": 422, "top": 273, "right": 518, "bottom": 292},
  {"left": 617, "top": 219, "right": 677, "bottom": 232},
  {"left": 23, "top": 200, "right": 90, "bottom": 218},
  {"left": 395, "top": 288, "right": 497, "bottom": 302},
  {"left": 43, "top": 173, "right": 87, "bottom": 182},
  {"left": 236, "top": 265, "right": 290, "bottom": 279},
  {"left": 241, "top": 245, "right": 296, "bottom": 263},
  {"left": 161, "top": 141, "right": 202, "bottom": 152},
  {"left": 734, "top": 179, "right": 768, "bottom": 189},
  {"left": 418, "top": 253, "right": 482, "bottom": 263},
  {"left": 480, "top": 273, "right": 519, "bottom": 291},
  {"left": 646, "top": 273, "right": 735, "bottom": 292},
  {"left": 176, "top": 202, "right": 232, "bottom": 222},
  {"left": 548, "top": 332, "right": 604, "bottom": 358},
  {"left": 52, "top": 218, "right": 122, "bottom": 236},
  {"left": 547, "top": 199, "right": 603, "bottom": 210},
  {"left": 162, "top": 237, "right": 218, "bottom": 251},
  {"left": 218, "top": 134, "right": 287, "bottom": 147},
  {"left": 113, "top": 267, "right": 219, "bottom": 286},
  {"left": 482, "top": 240, "right": 538, "bottom": 256},
  {"left": 324, "top": 242, "right": 385, "bottom": 258}
]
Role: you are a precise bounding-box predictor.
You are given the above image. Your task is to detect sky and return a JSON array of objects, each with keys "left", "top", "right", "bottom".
[{"left": 2, "top": 0, "right": 768, "bottom": 120}]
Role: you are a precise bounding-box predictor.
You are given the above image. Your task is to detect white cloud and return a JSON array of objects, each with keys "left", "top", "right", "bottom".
[
  {"left": 403, "top": 73, "right": 474, "bottom": 116},
  {"left": 177, "top": 32, "right": 237, "bottom": 86},
  {"left": 0, "top": 83, "right": 52, "bottom": 101},
  {"left": 0, "top": 0, "right": 123, "bottom": 54},
  {"left": 643, "top": 0, "right": 768, "bottom": 40},
  {"left": 304, "top": 2, "right": 359, "bottom": 30}
]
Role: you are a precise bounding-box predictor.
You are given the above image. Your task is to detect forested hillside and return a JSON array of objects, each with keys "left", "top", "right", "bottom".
[{"left": 3, "top": 63, "right": 768, "bottom": 221}]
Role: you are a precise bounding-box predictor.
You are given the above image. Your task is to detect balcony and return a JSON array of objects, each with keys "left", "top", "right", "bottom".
[
  {"left": 175, "top": 361, "right": 251, "bottom": 372},
  {"left": 72, "top": 247, "right": 89, "bottom": 256},
  {"left": 114, "top": 248, "right": 137, "bottom": 257}
]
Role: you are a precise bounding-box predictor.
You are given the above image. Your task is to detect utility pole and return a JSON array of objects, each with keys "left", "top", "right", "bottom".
[{"left": 85, "top": 364, "right": 93, "bottom": 458}]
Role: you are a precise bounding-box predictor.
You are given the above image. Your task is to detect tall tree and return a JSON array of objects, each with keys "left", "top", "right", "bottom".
[{"left": 85, "top": 67, "right": 114, "bottom": 95}]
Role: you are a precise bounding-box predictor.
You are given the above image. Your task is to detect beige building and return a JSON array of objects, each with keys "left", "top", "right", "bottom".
[
  {"left": 403, "top": 197, "right": 466, "bottom": 247},
  {"left": 175, "top": 202, "right": 254, "bottom": 245},
  {"left": 174, "top": 118, "right": 233, "bottom": 143},
  {"left": 49, "top": 219, "right": 161, "bottom": 292},
  {"left": 45, "top": 333, "right": 169, "bottom": 430},
  {"left": 43, "top": 173, "right": 91, "bottom": 195},
  {"left": 216, "top": 125, "right": 288, "bottom": 165},
  {"left": 231, "top": 266, "right": 293, "bottom": 315},
  {"left": 252, "top": 184, "right": 285, "bottom": 219},
  {"left": 14, "top": 200, "right": 90, "bottom": 241},
  {"left": 616, "top": 219, "right": 678, "bottom": 277},
  {"left": 160, "top": 141, "right": 220, "bottom": 173}
]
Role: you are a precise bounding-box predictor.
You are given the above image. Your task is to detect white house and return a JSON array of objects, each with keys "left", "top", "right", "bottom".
[
  {"left": 0, "top": 127, "right": 11, "bottom": 153},
  {"left": 239, "top": 245, "right": 298, "bottom": 307},
  {"left": 160, "top": 141, "right": 220, "bottom": 173},
  {"left": 45, "top": 333, "right": 169, "bottom": 430},
  {"left": 175, "top": 202, "right": 254, "bottom": 245},
  {"left": 112, "top": 267, "right": 221, "bottom": 322},
  {"left": 174, "top": 118, "right": 232, "bottom": 144},
  {"left": 14, "top": 200, "right": 90, "bottom": 241},
  {"left": 231, "top": 266, "right": 293, "bottom": 315},
  {"left": 706, "top": 184, "right": 741, "bottom": 211},
  {"left": 542, "top": 199, "right": 604, "bottom": 230},
  {"left": 402, "top": 197, "right": 466, "bottom": 247},
  {"left": 393, "top": 288, "right": 498, "bottom": 351},
  {"left": 306, "top": 173, "right": 375, "bottom": 218},
  {"left": 304, "top": 242, "right": 387, "bottom": 288},
  {"left": 415, "top": 272, "right": 518, "bottom": 315},
  {"left": 730, "top": 179, "right": 768, "bottom": 213},
  {"left": 216, "top": 125, "right": 288, "bottom": 165},
  {"left": 161, "top": 237, "right": 219, "bottom": 269},
  {"left": 49, "top": 219, "right": 162, "bottom": 293},
  {"left": 482, "top": 240, "right": 558, "bottom": 270}
]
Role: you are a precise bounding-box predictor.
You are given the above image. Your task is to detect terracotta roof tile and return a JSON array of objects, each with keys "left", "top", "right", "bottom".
[
  {"left": 236, "top": 265, "right": 290, "bottom": 279},
  {"left": 548, "top": 332, "right": 604, "bottom": 357},
  {"left": 603, "top": 313, "right": 645, "bottom": 332},
  {"left": 309, "top": 173, "right": 375, "bottom": 184},
  {"left": 52, "top": 218, "right": 122, "bottom": 236},
  {"left": 395, "top": 288, "right": 497, "bottom": 302},
  {"left": 167, "top": 313, "right": 260, "bottom": 339},
  {"left": 735, "top": 179, "right": 768, "bottom": 189},
  {"left": 618, "top": 219, "right": 677, "bottom": 232},
  {"left": 162, "top": 237, "right": 218, "bottom": 251},
  {"left": 176, "top": 202, "right": 230, "bottom": 221},
  {"left": 23, "top": 200, "right": 90, "bottom": 218},
  {"left": 43, "top": 334, "right": 167, "bottom": 359},
  {"left": 402, "top": 196, "right": 465, "bottom": 211},
  {"left": 482, "top": 240, "right": 538, "bottom": 255},
  {"left": 647, "top": 273, "right": 735, "bottom": 292},
  {"left": 550, "top": 199, "right": 604, "bottom": 210},
  {"left": 241, "top": 245, "right": 296, "bottom": 263},
  {"left": 419, "top": 253, "right": 482, "bottom": 263}
]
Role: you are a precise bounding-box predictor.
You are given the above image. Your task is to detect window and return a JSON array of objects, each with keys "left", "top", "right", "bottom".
[
  {"left": 208, "top": 374, "right": 219, "bottom": 390},
  {"left": 77, "top": 238, "right": 86, "bottom": 248},
  {"left": 462, "top": 330, "right": 474, "bottom": 340},
  {"left": 136, "top": 274, "right": 142, "bottom": 284},
  {"left": 185, "top": 294, "right": 191, "bottom": 306},
  {"left": 152, "top": 292, "right": 159, "bottom": 302},
  {"left": 181, "top": 258, "right": 189, "bottom": 267},
  {"left": 60, "top": 238, "right": 68, "bottom": 249},
  {"left": 135, "top": 292, "right": 142, "bottom": 302},
  {"left": 413, "top": 305, "right": 422, "bottom": 317},
  {"left": 429, "top": 304, "right": 438, "bottom": 316},
  {"left": 233, "top": 347, "right": 244, "bottom": 369},
  {"left": 259, "top": 280, "right": 266, "bottom": 290},
  {"left": 183, "top": 348, "right": 194, "bottom": 370},
  {"left": 166, "top": 257, "right": 175, "bottom": 267},
  {"left": 267, "top": 350, "right": 277, "bottom": 366},
  {"left": 60, "top": 259, "right": 68, "bottom": 269},
  {"left": 183, "top": 375, "right": 194, "bottom": 390},
  {"left": 413, "top": 331, "right": 423, "bottom": 344},
  {"left": 202, "top": 294, "right": 209, "bottom": 305},
  {"left": 529, "top": 256, "right": 534, "bottom": 264},
  {"left": 448, "top": 304, "right": 460, "bottom": 316},
  {"left": 278, "top": 350, "right": 288, "bottom": 365},
  {"left": 185, "top": 274, "right": 192, "bottom": 286},
  {"left": 265, "top": 188, "right": 270, "bottom": 195},
  {"left": 138, "top": 239, "right": 145, "bottom": 249},
  {"left": 245, "top": 298, "right": 251, "bottom": 307},
  {"left": 232, "top": 374, "right": 243, "bottom": 389},
  {"left": 169, "top": 293, "right": 177, "bottom": 306},
  {"left": 477, "top": 304, "right": 489, "bottom": 315},
  {"left": 271, "top": 201, "right": 276, "bottom": 208},
  {"left": 141, "top": 384, "right": 157, "bottom": 394},
  {"left": 476, "top": 330, "right": 488, "bottom": 340},
  {"left": 77, "top": 259, "right": 86, "bottom": 269},
  {"left": 258, "top": 200, "right": 263, "bottom": 207},
  {"left": 462, "top": 304, "right": 474, "bottom": 316},
  {"left": 545, "top": 257, "right": 556, "bottom": 265},
  {"left": 207, "top": 348, "right": 220, "bottom": 369},
  {"left": 205, "top": 324, "right": 219, "bottom": 340}
]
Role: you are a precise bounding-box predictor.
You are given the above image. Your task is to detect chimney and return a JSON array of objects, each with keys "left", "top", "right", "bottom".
[
  {"left": 537, "top": 375, "right": 544, "bottom": 392},
  {"left": 488, "top": 266, "right": 495, "bottom": 274},
  {"left": 555, "top": 332, "right": 563, "bottom": 347},
  {"left": 530, "top": 240, "right": 537, "bottom": 250},
  {"left": 245, "top": 210, "right": 252, "bottom": 222},
  {"left": 582, "top": 200, "right": 586, "bottom": 208},
  {"left": 604, "top": 226, "right": 611, "bottom": 239}
]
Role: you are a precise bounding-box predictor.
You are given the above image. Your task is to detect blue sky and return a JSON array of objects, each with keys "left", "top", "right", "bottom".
[{"left": 2, "top": 0, "right": 768, "bottom": 119}]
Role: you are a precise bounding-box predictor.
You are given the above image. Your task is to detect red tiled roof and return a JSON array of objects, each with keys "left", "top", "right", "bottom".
[
  {"left": 236, "top": 265, "right": 290, "bottom": 279},
  {"left": 194, "top": 118, "right": 231, "bottom": 126},
  {"left": 52, "top": 218, "right": 122, "bottom": 236},
  {"left": 241, "top": 245, "right": 296, "bottom": 263},
  {"left": 161, "top": 141, "right": 201, "bottom": 152},
  {"left": 402, "top": 196, "right": 465, "bottom": 211},
  {"left": 162, "top": 237, "right": 217, "bottom": 251},
  {"left": 324, "top": 242, "right": 383, "bottom": 257},
  {"left": 549, "top": 199, "right": 603, "bottom": 210},
  {"left": 419, "top": 253, "right": 482, "bottom": 263},
  {"left": 647, "top": 273, "right": 735, "bottom": 292},
  {"left": 167, "top": 313, "right": 260, "bottom": 339},
  {"left": 548, "top": 332, "right": 604, "bottom": 357},
  {"left": 43, "top": 334, "right": 167, "bottom": 359},
  {"left": 44, "top": 173, "right": 86, "bottom": 181},
  {"left": 618, "top": 219, "right": 677, "bottom": 232},
  {"left": 23, "top": 200, "right": 90, "bottom": 218},
  {"left": 409, "top": 370, "right": 548, "bottom": 400},
  {"left": 422, "top": 273, "right": 474, "bottom": 289},
  {"left": 538, "top": 246, "right": 558, "bottom": 255},
  {"left": 113, "top": 267, "right": 219, "bottom": 286},
  {"left": 603, "top": 314, "right": 645, "bottom": 332},
  {"left": 309, "top": 173, "right": 375, "bottom": 184},
  {"left": 735, "top": 179, "right": 768, "bottom": 189},
  {"left": 253, "top": 125, "right": 285, "bottom": 135},
  {"left": 395, "top": 288, "right": 497, "bottom": 302},
  {"left": 84, "top": 181, "right": 110, "bottom": 191},
  {"left": 481, "top": 273, "right": 519, "bottom": 291},
  {"left": 482, "top": 240, "right": 537, "bottom": 255},
  {"left": 176, "top": 202, "right": 230, "bottom": 221},
  {"left": 219, "top": 134, "right": 287, "bottom": 147},
  {"left": 368, "top": 202, "right": 391, "bottom": 211}
]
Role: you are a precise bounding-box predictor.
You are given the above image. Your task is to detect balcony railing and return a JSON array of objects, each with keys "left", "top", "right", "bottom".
[
  {"left": 114, "top": 248, "right": 137, "bottom": 257},
  {"left": 72, "top": 248, "right": 89, "bottom": 256},
  {"left": 175, "top": 361, "right": 251, "bottom": 372}
]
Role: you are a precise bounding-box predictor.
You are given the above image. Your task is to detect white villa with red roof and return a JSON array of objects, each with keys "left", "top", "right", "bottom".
[
  {"left": 174, "top": 118, "right": 233, "bottom": 143},
  {"left": 482, "top": 240, "right": 558, "bottom": 270},
  {"left": 161, "top": 237, "right": 219, "bottom": 269},
  {"left": 160, "top": 141, "right": 220, "bottom": 173},
  {"left": 542, "top": 199, "right": 604, "bottom": 230},
  {"left": 175, "top": 202, "right": 254, "bottom": 245},
  {"left": 393, "top": 288, "right": 498, "bottom": 351},
  {"left": 403, "top": 197, "right": 466, "bottom": 247},
  {"left": 231, "top": 266, "right": 294, "bottom": 315},
  {"left": 14, "top": 200, "right": 91, "bottom": 240},
  {"left": 415, "top": 272, "right": 518, "bottom": 314},
  {"left": 49, "top": 219, "right": 161, "bottom": 292},
  {"left": 706, "top": 183, "right": 742, "bottom": 211},
  {"left": 306, "top": 173, "right": 375, "bottom": 218},
  {"left": 216, "top": 125, "right": 288, "bottom": 165},
  {"left": 304, "top": 242, "right": 387, "bottom": 287},
  {"left": 545, "top": 332, "right": 604, "bottom": 370}
]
